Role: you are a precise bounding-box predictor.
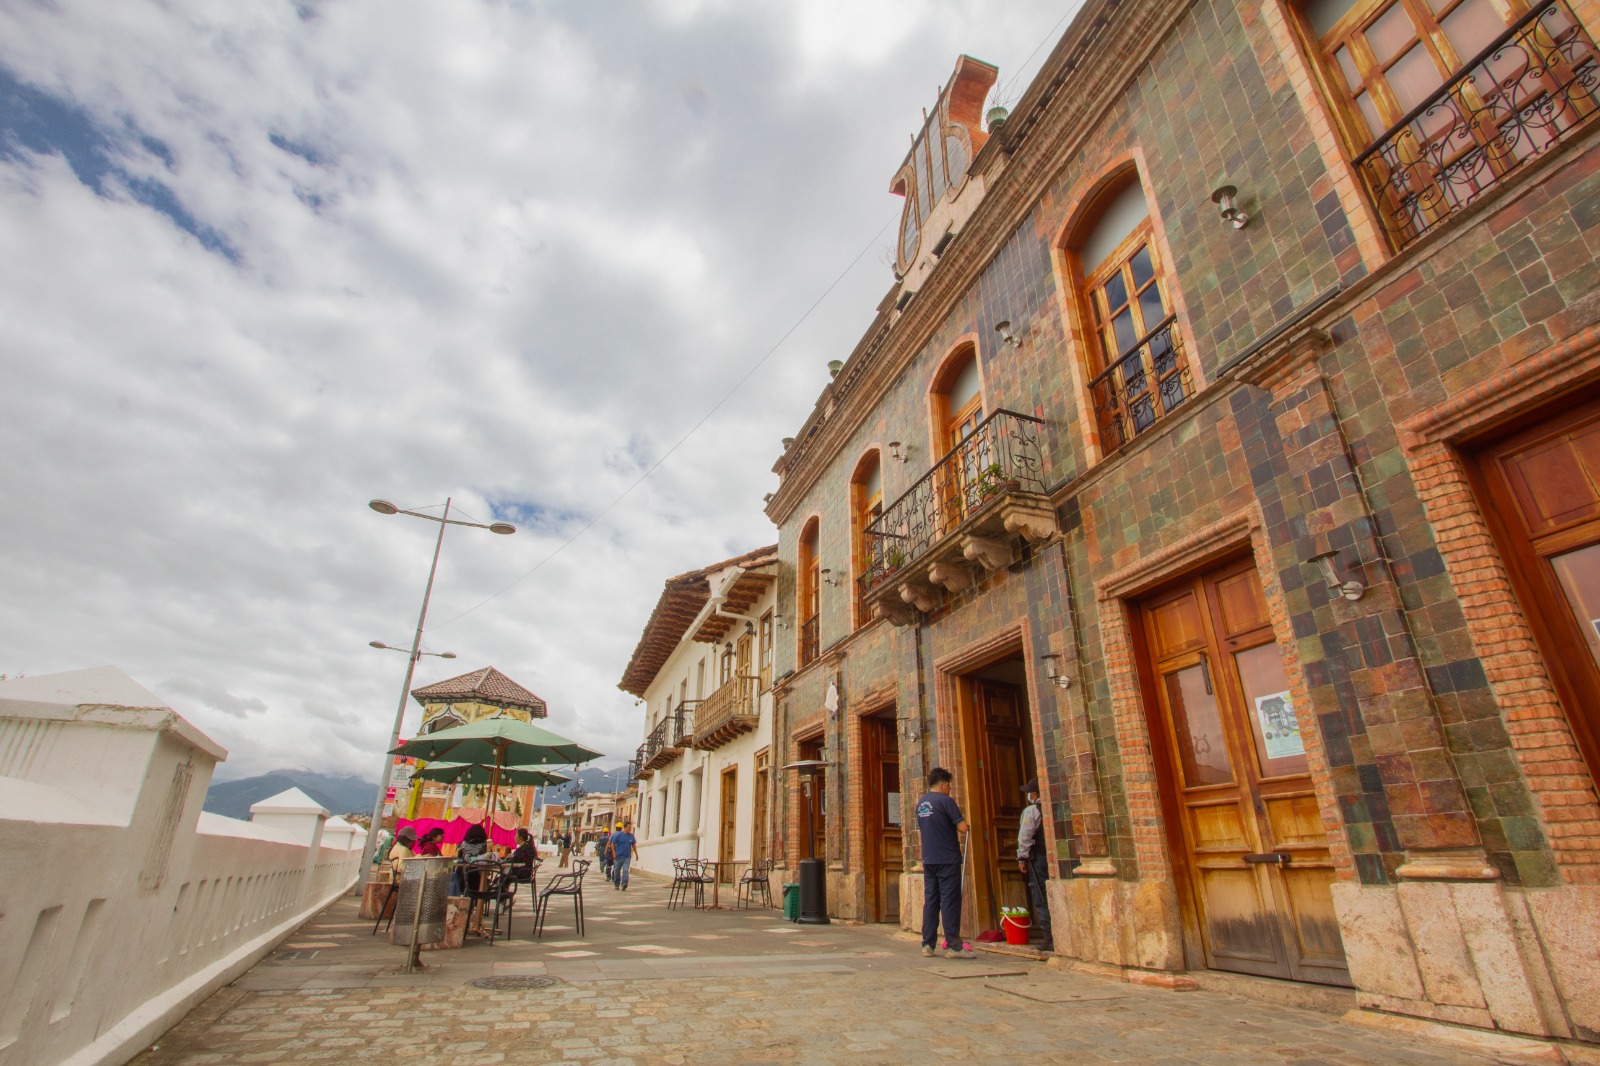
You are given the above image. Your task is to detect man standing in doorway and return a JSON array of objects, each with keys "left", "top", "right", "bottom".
[
  {"left": 1017, "top": 778, "right": 1054, "bottom": 949},
  {"left": 609, "top": 821, "right": 637, "bottom": 890},
  {"left": 916, "top": 767, "right": 973, "bottom": 959}
]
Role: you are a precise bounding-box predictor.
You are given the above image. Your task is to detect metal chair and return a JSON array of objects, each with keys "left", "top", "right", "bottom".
[
  {"left": 667, "top": 858, "right": 696, "bottom": 910},
  {"left": 370, "top": 878, "right": 401, "bottom": 935},
  {"left": 737, "top": 858, "right": 775, "bottom": 909},
  {"left": 533, "top": 859, "right": 590, "bottom": 938}
]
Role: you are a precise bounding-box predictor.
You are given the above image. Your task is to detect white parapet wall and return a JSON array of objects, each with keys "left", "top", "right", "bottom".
[{"left": 0, "top": 667, "right": 366, "bottom": 1066}]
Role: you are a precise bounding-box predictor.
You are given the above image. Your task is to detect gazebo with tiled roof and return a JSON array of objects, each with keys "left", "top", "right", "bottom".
[{"left": 411, "top": 666, "right": 547, "bottom": 733}]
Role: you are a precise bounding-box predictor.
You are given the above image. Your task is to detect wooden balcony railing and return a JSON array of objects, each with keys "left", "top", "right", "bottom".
[
  {"left": 1354, "top": 0, "right": 1599, "bottom": 248},
  {"left": 694, "top": 674, "right": 760, "bottom": 751}
]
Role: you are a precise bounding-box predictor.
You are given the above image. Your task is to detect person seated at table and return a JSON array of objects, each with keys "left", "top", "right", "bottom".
[
  {"left": 509, "top": 828, "right": 540, "bottom": 883},
  {"left": 415, "top": 827, "right": 445, "bottom": 857},
  {"left": 388, "top": 827, "right": 416, "bottom": 879},
  {"left": 450, "top": 823, "right": 491, "bottom": 896}
]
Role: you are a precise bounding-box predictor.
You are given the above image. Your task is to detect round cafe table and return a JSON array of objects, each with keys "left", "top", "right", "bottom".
[{"left": 696, "top": 859, "right": 748, "bottom": 910}]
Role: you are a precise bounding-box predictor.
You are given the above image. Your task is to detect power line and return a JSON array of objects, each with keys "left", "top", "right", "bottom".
[{"left": 428, "top": 211, "right": 898, "bottom": 632}]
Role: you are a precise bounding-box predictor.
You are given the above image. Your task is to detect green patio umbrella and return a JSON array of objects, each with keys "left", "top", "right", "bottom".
[
  {"left": 390, "top": 718, "right": 603, "bottom": 818},
  {"left": 413, "top": 761, "right": 570, "bottom": 788}
]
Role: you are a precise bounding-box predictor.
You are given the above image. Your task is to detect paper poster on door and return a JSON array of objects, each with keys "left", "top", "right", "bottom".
[{"left": 1254, "top": 691, "right": 1304, "bottom": 759}]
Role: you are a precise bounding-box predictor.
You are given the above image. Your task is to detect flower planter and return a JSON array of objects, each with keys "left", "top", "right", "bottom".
[{"left": 1001, "top": 914, "right": 1031, "bottom": 945}]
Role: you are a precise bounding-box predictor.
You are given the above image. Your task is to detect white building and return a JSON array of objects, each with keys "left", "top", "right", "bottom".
[{"left": 619, "top": 546, "right": 777, "bottom": 882}]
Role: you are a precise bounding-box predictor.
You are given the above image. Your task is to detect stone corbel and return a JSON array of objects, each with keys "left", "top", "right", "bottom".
[
  {"left": 872, "top": 598, "right": 919, "bottom": 627},
  {"left": 1394, "top": 847, "right": 1501, "bottom": 882},
  {"left": 899, "top": 579, "right": 940, "bottom": 613},
  {"left": 927, "top": 559, "right": 975, "bottom": 591},
  {"left": 1001, "top": 502, "right": 1059, "bottom": 544},
  {"left": 1231, "top": 326, "right": 1333, "bottom": 400},
  {"left": 961, "top": 534, "right": 1012, "bottom": 571}
]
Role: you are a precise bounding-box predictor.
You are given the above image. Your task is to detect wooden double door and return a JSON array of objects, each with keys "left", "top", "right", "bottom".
[
  {"left": 956, "top": 674, "right": 1035, "bottom": 935},
  {"left": 1139, "top": 559, "right": 1350, "bottom": 986},
  {"left": 863, "top": 715, "right": 903, "bottom": 923}
]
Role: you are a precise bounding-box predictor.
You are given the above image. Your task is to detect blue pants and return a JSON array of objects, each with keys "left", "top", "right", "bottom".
[
  {"left": 612, "top": 852, "right": 632, "bottom": 887},
  {"left": 1025, "top": 850, "right": 1053, "bottom": 943},
  {"left": 921, "top": 862, "right": 963, "bottom": 949}
]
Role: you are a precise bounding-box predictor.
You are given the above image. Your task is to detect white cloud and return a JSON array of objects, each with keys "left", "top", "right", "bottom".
[{"left": 0, "top": 0, "right": 1074, "bottom": 782}]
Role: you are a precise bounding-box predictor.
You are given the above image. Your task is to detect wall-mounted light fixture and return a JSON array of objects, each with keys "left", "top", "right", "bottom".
[
  {"left": 1041, "top": 653, "right": 1073, "bottom": 691},
  {"left": 1308, "top": 549, "right": 1365, "bottom": 601},
  {"left": 744, "top": 620, "right": 755, "bottom": 637},
  {"left": 888, "top": 441, "right": 911, "bottom": 464},
  {"left": 820, "top": 568, "right": 842, "bottom": 588},
  {"left": 776, "top": 616, "right": 792, "bottom": 630},
  {"left": 995, "top": 320, "right": 1021, "bottom": 348},
  {"left": 1210, "top": 184, "right": 1250, "bottom": 230}
]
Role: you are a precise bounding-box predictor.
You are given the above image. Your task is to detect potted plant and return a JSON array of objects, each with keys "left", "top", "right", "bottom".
[{"left": 1000, "top": 905, "right": 1031, "bottom": 945}]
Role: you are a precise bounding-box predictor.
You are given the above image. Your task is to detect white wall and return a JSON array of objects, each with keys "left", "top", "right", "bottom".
[{"left": 0, "top": 668, "right": 364, "bottom": 1066}]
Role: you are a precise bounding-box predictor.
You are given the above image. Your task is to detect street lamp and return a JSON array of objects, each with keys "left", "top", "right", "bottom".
[
  {"left": 783, "top": 759, "right": 832, "bottom": 925},
  {"left": 356, "top": 496, "right": 516, "bottom": 876}
]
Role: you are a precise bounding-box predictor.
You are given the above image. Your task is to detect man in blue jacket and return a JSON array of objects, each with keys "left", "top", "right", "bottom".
[
  {"left": 608, "top": 821, "right": 637, "bottom": 890},
  {"left": 916, "top": 767, "right": 973, "bottom": 958}
]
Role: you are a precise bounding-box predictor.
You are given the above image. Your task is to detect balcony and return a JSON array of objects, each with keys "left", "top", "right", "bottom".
[
  {"left": 638, "top": 711, "right": 689, "bottom": 776},
  {"left": 673, "top": 701, "right": 698, "bottom": 747},
  {"left": 633, "top": 741, "right": 653, "bottom": 779},
  {"left": 1354, "top": 0, "right": 1599, "bottom": 249},
  {"left": 695, "top": 674, "right": 760, "bottom": 751},
  {"left": 1088, "top": 314, "right": 1193, "bottom": 456},
  {"left": 859, "top": 408, "right": 1057, "bottom": 626},
  {"left": 799, "top": 615, "right": 819, "bottom": 666}
]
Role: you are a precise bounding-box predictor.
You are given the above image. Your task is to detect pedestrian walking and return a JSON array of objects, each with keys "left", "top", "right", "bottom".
[
  {"left": 595, "top": 825, "right": 613, "bottom": 880},
  {"left": 1016, "top": 778, "right": 1054, "bottom": 949},
  {"left": 916, "top": 767, "right": 973, "bottom": 958},
  {"left": 609, "top": 820, "right": 637, "bottom": 890}
]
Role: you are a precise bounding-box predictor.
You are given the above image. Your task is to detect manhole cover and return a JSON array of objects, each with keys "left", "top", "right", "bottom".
[
  {"left": 469, "top": 976, "right": 562, "bottom": 991},
  {"left": 274, "top": 950, "right": 319, "bottom": 961}
]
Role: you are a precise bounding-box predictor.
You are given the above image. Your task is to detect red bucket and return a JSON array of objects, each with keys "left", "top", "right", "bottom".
[{"left": 1001, "top": 914, "right": 1031, "bottom": 945}]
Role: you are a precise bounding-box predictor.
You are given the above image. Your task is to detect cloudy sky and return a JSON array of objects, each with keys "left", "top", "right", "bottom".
[{"left": 1, "top": 0, "right": 1079, "bottom": 782}]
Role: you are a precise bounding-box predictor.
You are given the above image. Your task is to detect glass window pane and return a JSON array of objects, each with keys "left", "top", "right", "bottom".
[
  {"left": 1234, "top": 643, "right": 1310, "bottom": 778},
  {"left": 1112, "top": 308, "right": 1138, "bottom": 354},
  {"left": 1357, "top": 90, "right": 1386, "bottom": 137},
  {"left": 1551, "top": 543, "right": 1600, "bottom": 678},
  {"left": 1336, "top": 45, "right": 1363, "bottom": 90},
  {"left": 1138, "top": 284, "right": 1167, "bottom": 333},
  {"left": 1167, "top": 664, "right": 1233, "bottom": 787},
  {"left": 1129, "top": 245, "right": 1155, "bottom": 287},
  {"left": 1442, "top": 0, "right": 1508, "bottom": 64},
  {"left": 1368, "top": 4, "right": 1421, "bottom": 64},
  {"left": 1387, "top": 43, "right": 1447, "bottom": 114},
  {"left": 1103, "top": 270, "right": 1129, "bottom": 314}
]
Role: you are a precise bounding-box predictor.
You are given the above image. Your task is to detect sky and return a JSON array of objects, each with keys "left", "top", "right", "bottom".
[{"left": 0, "top": 0, "right": 1081, "bottom": 783}]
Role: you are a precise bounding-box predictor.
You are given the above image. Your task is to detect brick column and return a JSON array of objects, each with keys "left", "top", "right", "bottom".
[{"left": 1237, "top": 330, "right": 1488, "bottom": 875}]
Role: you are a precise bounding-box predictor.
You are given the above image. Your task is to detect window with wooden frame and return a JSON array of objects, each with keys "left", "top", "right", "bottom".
[
  {"left": 850, "top": 451, "right": 884, "bottom": 628},
  {"left": 1298, "top": 0, "right": 1600, "bottom": 246},
  {"left": 758, "top": 610, "right": 774, "bottom": 690},
  {"left": 1072, "top": 177, "right": 1193, "bottom": 457},
  {"left": 929, "top": 347, "right": 989, "bottom": 533},
  {"left": 798, "top": 518, "right": 821, "bottom": 667}
]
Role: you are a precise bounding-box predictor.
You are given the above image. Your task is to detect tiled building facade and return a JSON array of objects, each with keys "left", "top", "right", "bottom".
[{"left": 766, "top": 0, "right": 1600, "bottom": 1044}]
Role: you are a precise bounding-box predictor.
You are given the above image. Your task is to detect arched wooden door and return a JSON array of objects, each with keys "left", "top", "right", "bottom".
[{"left": 1139, "top": 558, "right": 1350, "bottom": 986}]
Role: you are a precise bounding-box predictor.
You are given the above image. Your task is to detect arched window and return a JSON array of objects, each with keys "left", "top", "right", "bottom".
[
  {"left": 850, "top": 450, "right": 884, "bottom": 627},
  {"left": 797, "top": 517, "right": 821, "bottom": 667},
  {"left": 1069, "top": 173, "right": 1192, "bottom": 455}
]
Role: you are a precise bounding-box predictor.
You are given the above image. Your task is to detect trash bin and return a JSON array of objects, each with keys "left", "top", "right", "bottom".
[
  {"left": 782, "top": 882, "right": 801, "bottom": 922},
  {"left": 391, "top": 856, "right": 452, "bottom": 947}
]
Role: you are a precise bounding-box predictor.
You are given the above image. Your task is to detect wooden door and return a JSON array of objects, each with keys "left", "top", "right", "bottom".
[
  {"left": 798, "top": 736, "right": 826, "bottom": 861},
  {"left": 1140, "top": 559, "right": 1350, "bottom": 986},
  {"left": 864, "top": 716, "right": 903, "bottom": 922},
  {"left": 956, "top": 676, "right": 1036, "bottom": 934},
  {"left": 751, "top": 749, "right": 770, "bottom": 865},
  {"left": 719, "top": 767, "right": 738, "bottom": 882},
  {"left": 1472, "top": 402, "right": 1600, "bottom": 790}
]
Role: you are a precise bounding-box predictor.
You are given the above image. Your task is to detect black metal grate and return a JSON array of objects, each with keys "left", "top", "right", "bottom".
[{"left": 469, "top": 975, "right": 562, "bottom": 991}]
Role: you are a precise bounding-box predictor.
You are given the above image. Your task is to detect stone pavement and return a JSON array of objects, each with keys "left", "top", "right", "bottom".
[{"left": 128, "top": 868, "right": 1514, "bottom": 1066}]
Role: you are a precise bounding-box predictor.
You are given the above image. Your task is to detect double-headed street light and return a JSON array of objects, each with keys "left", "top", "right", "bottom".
[{"left": 356, "top": 496, "right": 516, "bottom": 876}]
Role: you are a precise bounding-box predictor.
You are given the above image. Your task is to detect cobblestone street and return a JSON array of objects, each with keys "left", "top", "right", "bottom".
[{"left": 126, "top": 871, "right": 1529, "bottom": 1066}]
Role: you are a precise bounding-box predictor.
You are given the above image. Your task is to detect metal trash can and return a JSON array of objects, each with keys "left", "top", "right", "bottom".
[
  {"left": 391, "top": 856, "right": 452, "bottom": 947},
  {"left": 782, "top": 882, "right": 801, "bottom": 922}
]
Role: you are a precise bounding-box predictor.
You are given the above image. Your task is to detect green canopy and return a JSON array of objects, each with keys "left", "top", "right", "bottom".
[
  {"left": 414, "top": 761, "right": 570, "bottom": 788},
  {"left": 390, "top": 718, "right": 603, "bottom": 814}
]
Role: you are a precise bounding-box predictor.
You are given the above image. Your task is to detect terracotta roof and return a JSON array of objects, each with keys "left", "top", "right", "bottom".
[
  {"left": 411, "top": 667, "right": 548, "bottom": 717},
  {"left": 618, "top": 545, "right": 777, "bottom": 698}
]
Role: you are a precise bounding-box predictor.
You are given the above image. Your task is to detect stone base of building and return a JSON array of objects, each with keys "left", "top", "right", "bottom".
[
  {"left": 1332, "top": 881, "right": 1600, "bottom": 1043},
  {"left": 1044, "top": 875, "right": 1185, "bottom": 971}
]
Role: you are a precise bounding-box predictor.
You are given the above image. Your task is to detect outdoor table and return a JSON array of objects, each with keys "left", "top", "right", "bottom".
[{"left": 697, "top": 859, "right": 748, "bottom": 910}]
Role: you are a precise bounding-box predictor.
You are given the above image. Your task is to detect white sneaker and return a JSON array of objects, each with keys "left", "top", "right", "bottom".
[
  {"left": 920, "top": 945, "right": 934, "bottom": 957},
  {"left": 945, "top": 946, "right": 977, "bottom": 959}
]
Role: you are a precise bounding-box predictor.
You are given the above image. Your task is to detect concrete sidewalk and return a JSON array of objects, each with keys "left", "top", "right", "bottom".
[{"left": 126, "top": 868, "right": 1522, "bottom": 1066}]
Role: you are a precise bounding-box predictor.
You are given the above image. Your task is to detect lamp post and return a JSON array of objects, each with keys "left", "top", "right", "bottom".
[
  {"left": 356, "top": 496, "right": 516, "bottom": 877},
  {"left": 782, "top": 759, "right": 831, "bottom": 924}
]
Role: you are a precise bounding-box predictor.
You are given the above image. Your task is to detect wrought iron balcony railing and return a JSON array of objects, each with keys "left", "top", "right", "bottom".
[
  {"left": 633, "top": 741, "right": 652, "bottom": 779},
  {"left": 1354, "top": 0, "right": 1599, "bottom": 248},
  {"left": 799, "top": 615, "right": 819, "bottom": 667},
  {"left": 672, "top": 701, "right": 698, "bottom": 747},
  {"left": 859, "top": 408, "right": 1047, "bottom": 590},
  {"left": 695, "top": 674, "right": 760, "bottom": 751},
  {"left": 1088, "top": 314, "right": 1192, "bottom": 456}
]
